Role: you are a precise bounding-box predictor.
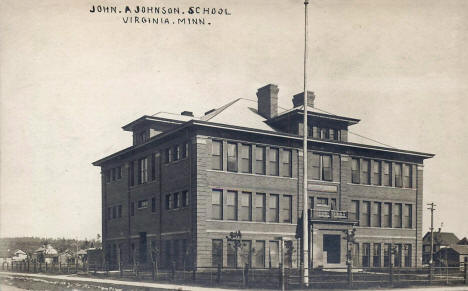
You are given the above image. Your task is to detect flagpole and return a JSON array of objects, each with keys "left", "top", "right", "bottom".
[{"left": 302, "top": 0, "right": 309, "bottom": 287}]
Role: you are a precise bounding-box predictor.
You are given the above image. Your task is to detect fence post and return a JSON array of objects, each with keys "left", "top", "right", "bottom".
[
  {"left": 192, "top": 267, "right": 196, "bottom": 281},
  {"left": 279, "top": 262, "right": 284, "bottom": 290},
  {"left": 389, "top": 263, "right": 393, "bottom": 286},
  {"left": 429, "top": 264, "right": 433, "bottom": 285},
  {"left": 45, "top": 262, "right": 48, "bottom": 273},
  {"left": 464, "top": 261, "right": 468, "bottom": 285},
  {"left": 244, "top": 264, "right": 249, "bottom": 288},
  {"left": 171, "top": 261, "right": 176, "bottom": 281},
  {"left": 152, "top": 262, "right": 155, "bottom": 281},
  {"left": 216, "top": 264, "right": 221, "bottom": 283},
  {"left": 347, "top": 262, "right": 353, "bottom": 288}
]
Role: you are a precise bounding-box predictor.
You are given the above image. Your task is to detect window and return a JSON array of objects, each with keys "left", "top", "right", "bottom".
[
  {"left": 403, "top": 204, "right": 412, "bottom": 228},
  {"left": 351, "top": 158, "right": 360, "bottom": 184},
  {"left": 281, "top": 149, "right": 292, "bottom": 177},
  {"left": 394, "top": 163, "right": 403, "bottom": 187},
  {"left": 362, "top": 159, "right": 370, "bottom": 185},
  {"left": 372, "top": 202, "right": 381, "bottom": 227},
  {"left": 393, "top": 203, "right": 402, "bottom": 228},
  {"left": 383, "top": 161, "right": 392, "bottom": 186},
  {"left": 182, "top": 190, "right": 189, "bottom": 207},
  {"left": 373, "top": 161, "right": 381, "bottom": 185},
  {"left": 211, "top": 140, "right": 222, "bottom": 170},
  {"left": 164, "top": 148, "right": 171, "bottom": 164},
  {"left": 254, "top": 193, "right": 266, "bottom": 222},
  {"left": 117, "top": 166, "right": 122, "bottom": 179},
  {"left": 268, "top": 194, "right": 279, "bottom": 222},
  {"left": 118, "top": 205, "right": 122, "bottom": 218},
  {"left": 308, "top": 152, "right": 320, "bottom": 180},
  {"left": 138, "top": 158, "right": 148, "bottom": 184},
  {"left": 107, "top": 207, "right": 111, "bottom": 220},
  {"left": 227, "top": 240, "right": 237, "bottom": 268},
  {"left": 404, "top": 244, "right": 412, "bottom": 267},
  {"left": 105, "top": 170, "right": 111, "bottom": 183},
  {"left": 383, "top": 244, "right": 391, "bottom": 267},
  {"left": 129, "top": 161, "right": 135, "bottom": 186},
  {"left": 308, "top": 152, "right": 331, "bottom": 181},
  {"left": 394, "top": 244, "right": 402, "bottom": 267},
  {"left": 255, "top": 146, "right": 266, "bottom": 175},
  {"left": 331, "top": 198, "right": 337, "bottom": 210},
  {"left": 240, "top": 144, "right": 252, "bottom": 173},
  {"left": 212, "top": 240, "right": 223, "bottom": 267},
  {"left": 373, "top": 244, "right": 381, "bottom": 267},
  {"left": 403, "top": 164, "right": 412, "bottom": 188},
  {"left": 281, "top": 195, "right": 292, "bottom": 223},
  {"left": 350, "top": 200, "right": 360, "bottom": 222},
  {"left": 181, "top": 142, "right": 188, "bottom": 159},
  {"left": 240, "top": 240, "right": 251, "bottom": 268},
  {"left": 111, "top": 168, "right": 116, "bottom": 181},
  {"left": 227, "top": 142, "right": 238, "bottom": 172},
  {"left": 308, "top": 196, "right": 314, "bottom": 210},
  {"left": 112, "top": 206, "right": 117, "bottom": 219},
  {"left": 269, "top": 241, "right": 279, "bottom": 268},
  {"left": 362, "top": 243, "right": 370, "bottom": 267},
  {"left": 151, "top": 154, "right": 156, "bottom": 181},
  {"left": 165, "top": 194, "right": 171, "bottom": 210},
  {"left": 173, "top": 145, "right": 180, "bottom": 161},
  {"left": 240, "top": 192, "right": 252, "bottom": 221},
  {"left": 173, "top": 192, "right": 180, "bottom": 209},
  {"left": 226, "top": 191, "right": 238, "bottom": 220},
  {"left": 352, "top": 243, "right": 360, "bottom": 267},
  {"left": 151, "top": 197, "right": 156, "bottom": 212},
  {"left": 383, "top": 203, "right": 392, "bottom": 227},
  {"left": 321, "top": 128, "right": 329, "bottom": 139},
  {"left": 130, "top": 202, "right": 135, "bottom": 216},
  {"left": 317, "top": 197, "right": 328, "bottom": 206},
  {"left": 361, "top": 201, "right": 370, "bottom": 227},
  {"left": 211, "top": 190, "right": 222, "bottom": 220},
  {"left": 254, "top": 241, "right": 265, "bottom": 268},
  {"left": 269, "top": 148, "right": 279, "bottom": 176},
  {"left": 138, "top": 200, "right": 149, "bottom": 209},
  {"left": 322, "top": 155, "right": 332, "bottom": 181}
]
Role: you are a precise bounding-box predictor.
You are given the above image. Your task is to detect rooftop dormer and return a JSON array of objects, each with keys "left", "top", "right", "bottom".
[{"left": 265, "top": 90, "right": 359, "bottom": 142}]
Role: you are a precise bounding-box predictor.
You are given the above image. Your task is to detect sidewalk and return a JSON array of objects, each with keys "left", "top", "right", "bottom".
[{"left": 1, "top": 271, "right": 468, "bottom": 291}]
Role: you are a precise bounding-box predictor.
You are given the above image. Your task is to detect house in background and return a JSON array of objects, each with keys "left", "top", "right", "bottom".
[
  {"left": 0, "top": 249, "right": 12, "bottom": 265},
  {"left": 33, "top": 244, "right": 59, "bottom": 264},
  {"left": 422, "top": 231, "right": 459, "bottom": 264},
  {"left": 12, "top": 250, "right": 27, "bottom": 262},
  {"left": 58, "top": 249, "right": 75, "bottom": 264},
  {"left": 435, "top": 245, "right": 468, "bottom": 268},
  {"left": 457, "top": 237, "right": 468, "bottom": 245}
]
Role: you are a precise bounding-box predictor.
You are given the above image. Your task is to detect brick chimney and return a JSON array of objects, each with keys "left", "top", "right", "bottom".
[
  {"left": 292, "top": 91, "right": 315, "bottom": 108},
  {"left": 256, "top": 84, "right": 279, "bottom": 119}
]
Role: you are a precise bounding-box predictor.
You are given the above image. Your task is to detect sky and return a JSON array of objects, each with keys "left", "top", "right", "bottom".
[{"left": 0, "top": 0, "right": 467, "bottom": 240}]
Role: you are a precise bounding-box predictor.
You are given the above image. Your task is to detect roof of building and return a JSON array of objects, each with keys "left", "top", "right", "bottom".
[
  {"left": 200, "top": 98, "right": 277, "bottom": 131},
  {"left": 94, "top": 96, "right": 434, "bottom": 166},
  {"left": 423, "top": 232, "right": 460, "bottom": 245},
  {"left": 34, "top": 244, "right": 58, "bottom": 256},
  {"left": 447, "top": 245, "right": 468, "bottom": 255},
  {"left": 458, "top": 237, "right": 468, "bottom": 245}
]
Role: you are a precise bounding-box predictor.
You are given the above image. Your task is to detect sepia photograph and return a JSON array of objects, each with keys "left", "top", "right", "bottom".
[{"left": 1, "top": 0, "right": 467, "bottom": 290}]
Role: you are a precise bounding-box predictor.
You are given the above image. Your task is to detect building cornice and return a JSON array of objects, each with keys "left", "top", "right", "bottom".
[{"left": 92, "top": 119, "right": 434, "bottom": 166}]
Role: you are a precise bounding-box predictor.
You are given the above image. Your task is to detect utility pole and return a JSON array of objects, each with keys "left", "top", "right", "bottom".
[
  {"left": 427, "top": 203, "right": 436, "bottom": 266},
  {"left": 302, "top": 0, "right": 310, "bottom": 287}
]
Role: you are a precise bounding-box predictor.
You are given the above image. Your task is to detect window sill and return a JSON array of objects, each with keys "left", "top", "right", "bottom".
[
  {"left": 206, "top": 169, "right": 297, "bottom": 180},
  {"left": 355, "top": 226, "right": 415, "bottom": 230},
  {"left": 348, "top": 183, "right": 416, "bottom": 190},
  {"left": 166, "top": 206, "right": 190, "bottom": 212},
  {"left": 163, "top": 157, "right": 188, "bottom": 166},
  {"left": 206, "top": 219, "right": 294, "bottom": 226}
]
